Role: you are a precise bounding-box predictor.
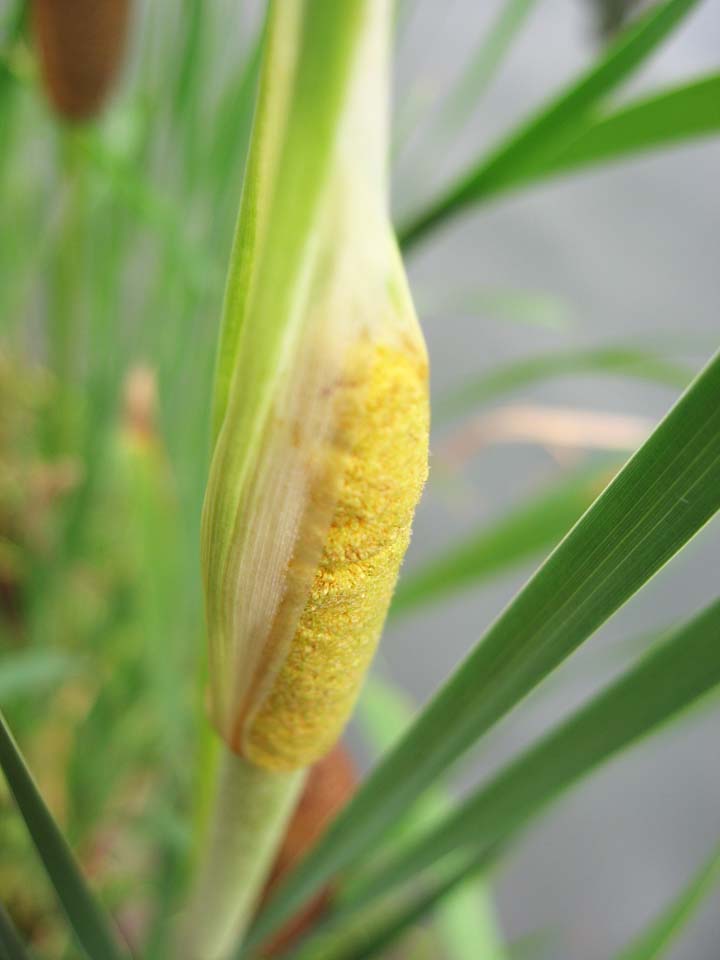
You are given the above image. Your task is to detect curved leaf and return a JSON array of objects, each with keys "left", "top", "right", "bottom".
[
  {"left": 0, "top": 713, "right": 128, "bottom": 960},
  {"left": 535, "top": 72, "right": 720, "bottom": 181}
]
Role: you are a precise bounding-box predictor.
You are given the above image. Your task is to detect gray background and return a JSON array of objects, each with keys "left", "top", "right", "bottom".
[{"left": 369, "top": 2, "right": 720, "bottom": 957}]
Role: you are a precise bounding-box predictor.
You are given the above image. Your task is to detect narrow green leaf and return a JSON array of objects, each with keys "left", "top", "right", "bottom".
[
  {"left": 0, "top": 902, "right": 32, "bottom": 960},
  {"left": 0, "top": 713, "right": 129, "bottom": 960},
  {"left": 535, "top": 73, "right": 720, "bottom": 181},
  {"left": 398, "top": 0, "right": 703, "bottom": 249},
  {"left": 406, "top": 74, "right": 720, "bottom": 229},
  {"left": 331, "top": 597, "right": 720, "bottom": 918},
  {"left": 615, "top": 840, "right": 720, "bottom": 960},
  {"left": 436, "top": 344, "right": 691, "bottom": 422},
  {"left": 248, "top": 348, "right": 720, "bottom": 948},
  {"left": 391, "top": 465, "right": 612, "bottom": 618}
]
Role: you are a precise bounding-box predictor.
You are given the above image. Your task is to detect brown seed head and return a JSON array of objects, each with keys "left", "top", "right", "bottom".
[{"left": 32, "top": 0, "right": 130, "bottom": 122}]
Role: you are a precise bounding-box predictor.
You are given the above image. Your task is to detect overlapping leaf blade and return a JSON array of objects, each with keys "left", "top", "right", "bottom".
[
  {"left": 535, "top": 72, "right": 720, "bottom": 182},
  {"left": 408, "top": 73, "right": 720, "bottom": 235},
  {"left": 329, "top": 598, "right": 720, "bottom": 914},
  {"left": 398, "top": 0, "right": 703, "bottom": 249},
  {"left": 247, "top": 348, "right": 720, "bottom": 948}
]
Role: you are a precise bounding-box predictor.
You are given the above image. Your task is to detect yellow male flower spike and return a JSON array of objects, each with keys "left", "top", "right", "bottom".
[{"left": 201, "top": 0, "right": 429, "bottom": 773}]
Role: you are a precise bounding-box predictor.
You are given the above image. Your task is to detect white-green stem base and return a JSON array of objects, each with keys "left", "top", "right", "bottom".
[{"left": 179, "top": 745, "right": 306, "bottom": 960}]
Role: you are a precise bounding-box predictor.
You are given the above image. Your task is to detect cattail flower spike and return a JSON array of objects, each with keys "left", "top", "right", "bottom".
[{"left": 181, "top": 3, "right": 429, "bottom": 956}]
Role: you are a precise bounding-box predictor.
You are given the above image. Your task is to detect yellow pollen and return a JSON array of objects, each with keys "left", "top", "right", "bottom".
[{"left": 241, "top": 341, "right": 429, "bottom": 770}]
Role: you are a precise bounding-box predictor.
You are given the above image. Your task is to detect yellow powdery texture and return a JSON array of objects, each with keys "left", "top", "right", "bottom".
[{"left": 243, "top": 341, "right": 429, "bottom": 770}]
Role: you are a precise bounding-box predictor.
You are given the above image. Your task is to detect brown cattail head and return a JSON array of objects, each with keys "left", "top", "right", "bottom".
[
  {"left": 260, "top": 745, "right": 358, "bottom": 956},
  {"left": 31, "top": 0, "right": 130, "bottom": 122}
]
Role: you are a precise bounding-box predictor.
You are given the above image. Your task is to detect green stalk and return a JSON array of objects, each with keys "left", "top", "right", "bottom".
[
  {"left": 47, "top": 126, "right": 86, "bottom": 455},
  {"left": 179, "top": 743, "right": 305, "bottom": 960}
]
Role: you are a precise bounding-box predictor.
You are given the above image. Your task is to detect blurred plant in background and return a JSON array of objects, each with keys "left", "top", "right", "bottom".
[{"left": 1, "top": 1, "right": 719, "bottom": 959}]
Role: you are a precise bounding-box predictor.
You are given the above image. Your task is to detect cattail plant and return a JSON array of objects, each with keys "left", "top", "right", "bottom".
[
  {"left": 183, "top": 2, "right": 428, "bottom": 956},
  {"left": 31, "top": 0, "right": 130, "bottom": 122},
  {"left": 3, "top": 2, "right": 720, "bottom": 959}
]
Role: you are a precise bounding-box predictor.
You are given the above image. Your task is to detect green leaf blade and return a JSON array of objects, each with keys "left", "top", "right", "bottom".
[{"left": 0, "top": 713, "right": 129, "bottom": 960}]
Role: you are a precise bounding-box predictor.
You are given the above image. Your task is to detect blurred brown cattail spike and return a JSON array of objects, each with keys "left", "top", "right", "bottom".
[{"left": 32, "top": 0, "right": 130, "bottom": 122}]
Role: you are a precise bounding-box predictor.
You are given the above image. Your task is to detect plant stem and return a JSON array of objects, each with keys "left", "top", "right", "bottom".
[
  {"left": 47, "top": 127, "right": 86, "bottom": 455},
  {"left": 179, "top": 743, "right": 305, "bottom": 960}
]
